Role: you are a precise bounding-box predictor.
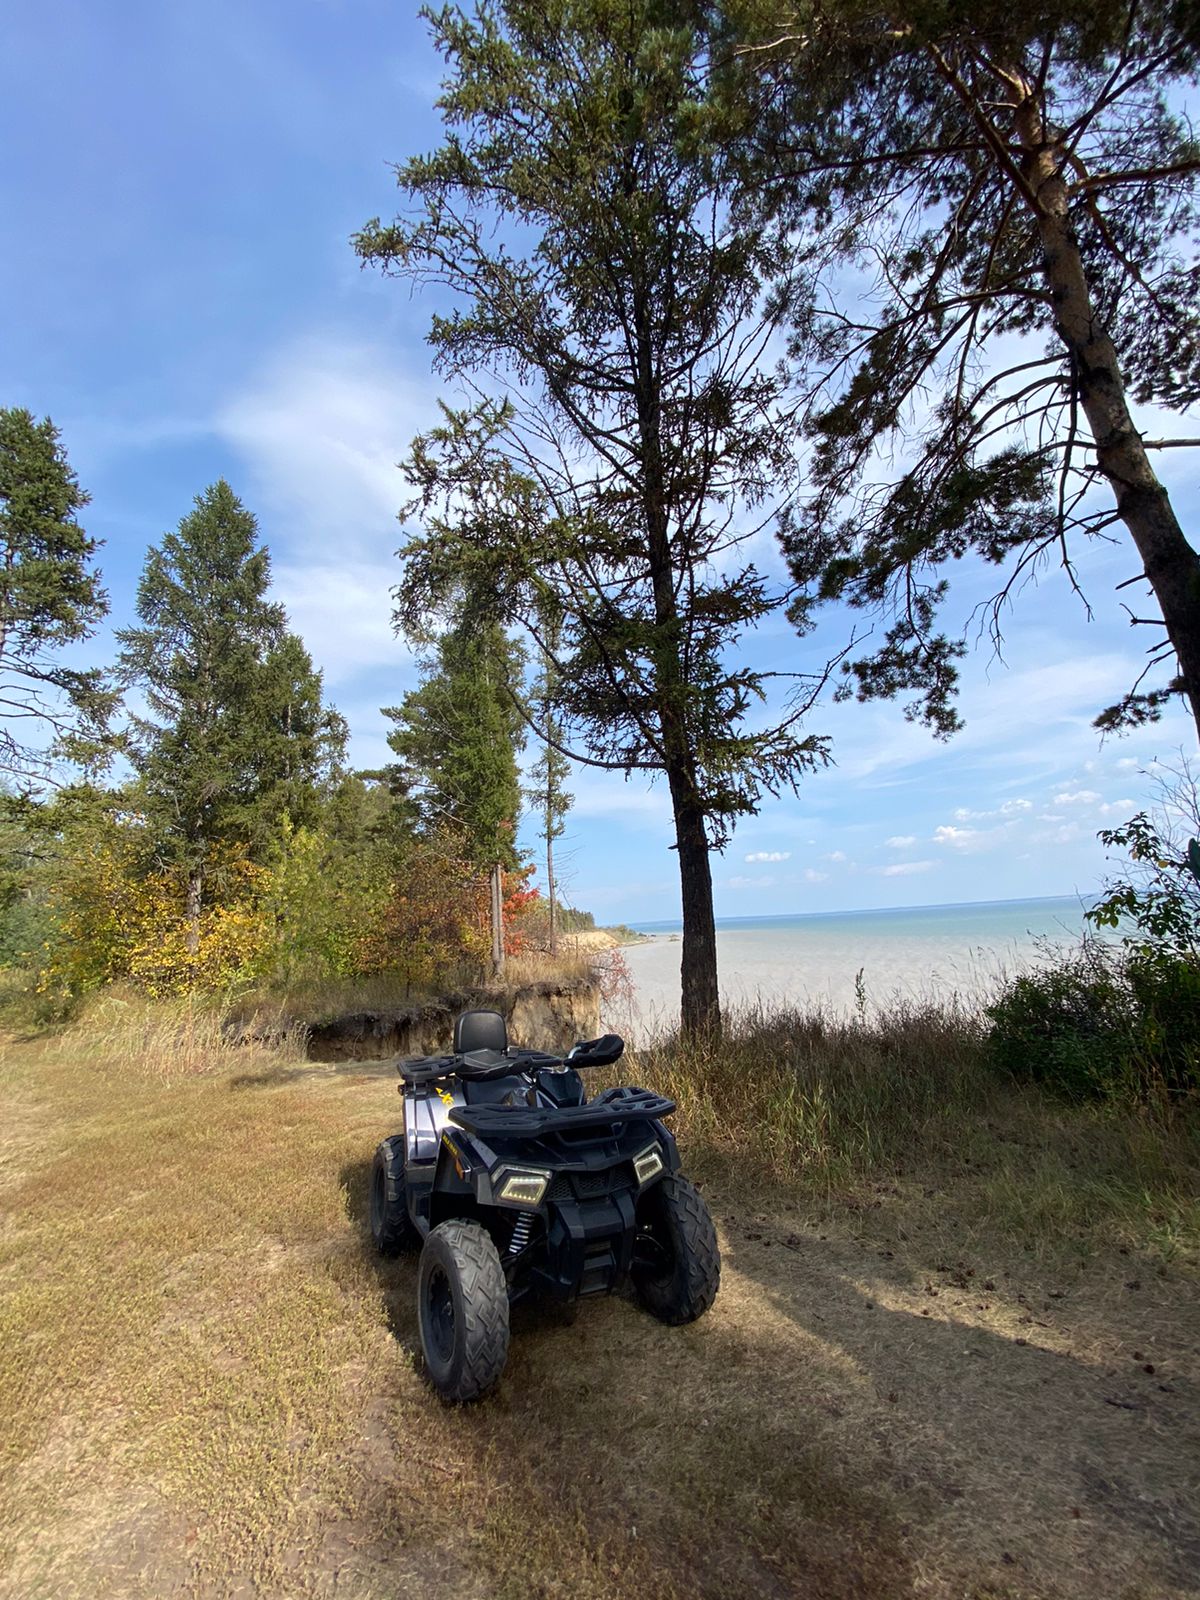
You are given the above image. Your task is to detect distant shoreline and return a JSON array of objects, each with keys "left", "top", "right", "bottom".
[
  {"left": 558, "top": 925, "right": 651, "bottom": 951},
  {"left": 631, "top": 891, "right": 1092, "bottom": 936}
]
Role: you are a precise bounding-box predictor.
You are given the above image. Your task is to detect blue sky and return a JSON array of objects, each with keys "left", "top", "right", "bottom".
[{"left": 2, "top": 0, "right": 1197, "bottom": 925}]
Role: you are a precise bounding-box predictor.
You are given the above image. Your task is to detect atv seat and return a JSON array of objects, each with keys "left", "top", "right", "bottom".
[{"left": 454, "top": 1009, "right": 507, "bottom": 1053}]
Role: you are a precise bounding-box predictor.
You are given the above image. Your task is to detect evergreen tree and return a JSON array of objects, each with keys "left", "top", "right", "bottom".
[
  {"left": 0, "top": 407, "right": 114, "bottom": 785},
  {"left": 359, "top": 0, "right": 830, "bottom": 1034},
  {"left": 250, "top": 633, "right": 349, "bottom": 846},
  {"left": 117, "top": 481, "right": 341, "bottom": 944},
  {"left": 384, "top": 615, "right": 525, "bottom": 972},
  {"left": 720, "top": 0, "right": 1200, "bottom": 742},
  {"left": 525, "top": 637, "right": 572, "bottom": 954}
]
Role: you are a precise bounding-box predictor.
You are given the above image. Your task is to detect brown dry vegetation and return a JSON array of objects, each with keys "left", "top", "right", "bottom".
[{"left": 1, "top": 996, "right": 1197, "bottom": 1600}]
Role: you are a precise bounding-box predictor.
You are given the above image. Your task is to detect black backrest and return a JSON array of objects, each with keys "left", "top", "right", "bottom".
[{"left": 453, "top": 1009, "right": 508, "bottom": 1054}]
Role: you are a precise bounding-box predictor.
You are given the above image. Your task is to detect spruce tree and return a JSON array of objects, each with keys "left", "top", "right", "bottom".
[
  {"left": 117, "top": 481, "right": 341, "bottom": 944},
  {"left": 525, "top": 639, "right": 572, "bottom": 955},
  {"left": 0, "top": 407, "right": 114, "bottom": 784},
  {"left": 249, "top": 633, "right": 348, "bottom": 846},
  {"left": 384, "top": 615, "right": 525, "bottom": 972}
]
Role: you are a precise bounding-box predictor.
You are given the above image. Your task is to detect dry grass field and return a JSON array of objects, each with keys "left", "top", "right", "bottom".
[{"left": 1, "top": 996, "right": 1197, "bottom": 1599}]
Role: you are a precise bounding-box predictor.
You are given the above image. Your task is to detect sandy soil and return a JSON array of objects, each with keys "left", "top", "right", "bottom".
[{"left": 2, "top": 1055, "right": 1197, "bottom": 1600}]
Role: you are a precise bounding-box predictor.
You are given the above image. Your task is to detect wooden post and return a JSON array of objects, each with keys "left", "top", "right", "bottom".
[{"left": 490, "top": 861, "right": 505, "bottom": 977}]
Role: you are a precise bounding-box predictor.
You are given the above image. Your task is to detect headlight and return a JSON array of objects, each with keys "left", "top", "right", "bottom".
[
  {"left": 496, "top": 1167, "right": 551, "bottom": 1207},
  {"left": 633, "top": 1145, "right": 665, "bottom": 1186}
]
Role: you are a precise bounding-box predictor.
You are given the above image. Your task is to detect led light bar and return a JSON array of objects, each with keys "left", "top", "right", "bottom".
[
  {"left": 633, "top": 1145, "right": 665, "bottom": 1186},
  {"left": 496, "top": 1168, "right": 551, "bottom": 1207}
]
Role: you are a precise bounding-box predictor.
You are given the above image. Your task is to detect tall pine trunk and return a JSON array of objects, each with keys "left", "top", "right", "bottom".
[
  {"left": 1017, "top": 95, "right": 1200, "bottom": 743},
  {"left": 669, "top": 778, "right": 720, "bottom": 1038},
  {"left": 634, "top": 300, "right": 722, "bottom": 1038}
]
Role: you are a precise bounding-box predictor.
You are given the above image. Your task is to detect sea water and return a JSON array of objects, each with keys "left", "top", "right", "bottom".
[{"left": 611, "top": 895, "right": 1101, "bottom": 1041}]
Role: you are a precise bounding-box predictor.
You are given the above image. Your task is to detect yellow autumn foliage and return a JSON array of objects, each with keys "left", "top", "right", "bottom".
[{"left": 37, "top": 815, "right": 540, "bottom": 1006}]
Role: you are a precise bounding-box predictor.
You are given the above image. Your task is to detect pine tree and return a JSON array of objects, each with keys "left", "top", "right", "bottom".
[
  {"left": 525, "top": 638, "right": 572, "bottom": 955},
  {"left": 721, "top": 0, "right": 1200, "bottom": 742},
  {"left": 359, "top": 0, "right": 830, "bottom": 1034},
  {"left": 0, "top": 407, "right": 114, "bottom": 785},
  {"left": 249, "top": 632, "right": 349, "bottom": 847},
  {"left": 117, "top": 481, "right": 341, "bottom": 945},
  {"left": 384, "top": 615, "right": 526, "bottom": 972}
]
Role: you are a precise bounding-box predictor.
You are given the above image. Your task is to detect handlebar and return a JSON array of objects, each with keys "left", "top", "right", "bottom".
[{"left": 565, "top": 1033, "right": 625, "bottom": 1068}]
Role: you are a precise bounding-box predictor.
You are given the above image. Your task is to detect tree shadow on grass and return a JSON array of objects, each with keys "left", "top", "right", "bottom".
[
  {"left": 337, "top": 1155, "right": 919, "bottom": 1599},
  {"left": 229, "top": 1065, "right": 313, "bottom": 1089},
  {"left": 722, "top": 1208, "right": 1200, "bottom": 1598}
]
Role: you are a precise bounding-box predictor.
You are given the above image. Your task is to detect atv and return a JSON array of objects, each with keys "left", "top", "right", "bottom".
[{"left": 369, "top": 1008, "right": 719, "bottom": 1401}]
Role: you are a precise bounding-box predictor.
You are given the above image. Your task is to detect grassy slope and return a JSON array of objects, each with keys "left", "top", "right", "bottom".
[{"left": 1, "top": 1000, "right": 1198, "bottom": 1599}]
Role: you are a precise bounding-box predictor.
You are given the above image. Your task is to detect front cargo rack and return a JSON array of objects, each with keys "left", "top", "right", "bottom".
[{"left": 448, "top": 1085, "right": 676, "bottom": 1138}]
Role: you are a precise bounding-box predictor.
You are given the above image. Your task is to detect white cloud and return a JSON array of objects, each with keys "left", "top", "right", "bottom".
[
  {"left": 569, "top": 772, "right": 671, "bottom": 825},
  {"left": 1053, "top": 789, "right": 1102, "bottom": 807},
  {"left": 213, "top": 335, "right": 444, "bottom": 700},
  {"left": 273, "top": 559, "right": 411, "bottom": 687},
  {"left": 886, "top": 834, "right": 917, "bottom": 848},
  {"left": 827, "top": 653, "right": 1166, "bottom": 785},
  {"left": 729, "top": 874, "right": 775, "bottom": 889},
  {"left": 935, "top": 824, "right": 978, "bottom": 847},
  {"left": 878, "top": 860, "right": 935, "bottom": 877},
  {"left": 216, "top": 335, "right": 434, "bottom": 560},
  {"left": 744, "top": 850, "right": 791, "bottom": 862},
  {"left": 1031, "top": 821, "right": 1083, "bottom": 846},
  {"left": 932, "top": 823, "right": 1013, "bottom": 855},
  {"left": 803, "top": 867, "right": 829, "bottom": 883},
  {"left": 953, "top": 797, "right": 1032, "bottom": 823},
  {"left": 823, "top": 849, "right": 848, "bottom": 863}
]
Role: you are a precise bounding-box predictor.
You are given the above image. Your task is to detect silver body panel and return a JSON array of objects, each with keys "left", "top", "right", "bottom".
[{"left": 404, "top": 1083, "right": 466, "bottom": 1166}]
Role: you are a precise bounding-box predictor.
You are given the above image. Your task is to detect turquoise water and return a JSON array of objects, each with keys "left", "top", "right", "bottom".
[{"left": 612, "top": 895, "right": 1101, "bottom": 1039}]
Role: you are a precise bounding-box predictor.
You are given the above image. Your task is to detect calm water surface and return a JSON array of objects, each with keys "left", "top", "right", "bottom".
[{"left": 609, "top": 895, "right": 1100, "bottom": 1041}]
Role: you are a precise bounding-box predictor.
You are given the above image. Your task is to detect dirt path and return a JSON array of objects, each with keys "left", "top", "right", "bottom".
[{"left": 1, "top": 1056, "right": 1196, "bottom": 1599}]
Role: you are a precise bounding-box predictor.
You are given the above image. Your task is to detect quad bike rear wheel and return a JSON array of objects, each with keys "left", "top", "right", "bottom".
[
  {"left": 370, "top": 1136, "right": 419, "bottom": 1255},
  {"left": 633, "top": 1174, "right": 720, "bottom": 1325},
  {"left": 418, "top": 1219, "right": 510, "bottom": 1402}
]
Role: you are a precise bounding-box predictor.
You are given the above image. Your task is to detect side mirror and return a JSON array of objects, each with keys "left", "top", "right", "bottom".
[{"left": 567, "top": 1033, "right": 625, "bottom": 1067}]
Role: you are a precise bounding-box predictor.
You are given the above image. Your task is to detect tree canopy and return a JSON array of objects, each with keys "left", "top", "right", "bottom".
[
  {"left": 117, "top": 480, "right": 345, "bottom": 937},
  {"left": 358, "top": 0, "right": 832, "bottom": 1032},
  {"left": 720, "top": 0, "right": 1200, "bottom": 741},
  {"left": 384, "top": 614, "right": 526, "bottom": 874},
  {"left": 0, "top": 407, "right": 114, "bottom": 784}
]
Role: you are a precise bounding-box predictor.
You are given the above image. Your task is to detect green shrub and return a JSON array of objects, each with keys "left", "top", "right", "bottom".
[
  {"left": 984, "top": 952, "right": 1136, "bottom": 1099},
  {"left": 1126, "top": 950, "right": 1200, "bottom": 1098},
  {"left": 985, "top": 946, "right": 1198, "bottom": 1103}
]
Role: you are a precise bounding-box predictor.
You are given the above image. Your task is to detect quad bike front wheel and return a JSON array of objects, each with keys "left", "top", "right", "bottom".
[
  {"left": 633, "top": 1174, "right": 720, "bottom": 1325},
  {"left": 370, "top": 1136, "right": 420, "bottom": 1255},
  {"left": 418, "top": 1220, "right": 510, "bottom": 1402}
]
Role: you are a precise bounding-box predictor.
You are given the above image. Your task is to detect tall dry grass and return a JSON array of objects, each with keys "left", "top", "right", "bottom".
[
  {"left": 627, "top": 998, "right": 986, "bottom": 1179},
  {"left": 624, "top": 998, "right": 1200, "bottom": 1259},
  {"left": 26, "top": 986, "right": 307, "bottom": 1078}
]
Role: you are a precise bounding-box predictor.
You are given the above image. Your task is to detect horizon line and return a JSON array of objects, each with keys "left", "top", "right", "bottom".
[{"left": 629, "top": 890, "right": 1092, "bottom": 931}]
